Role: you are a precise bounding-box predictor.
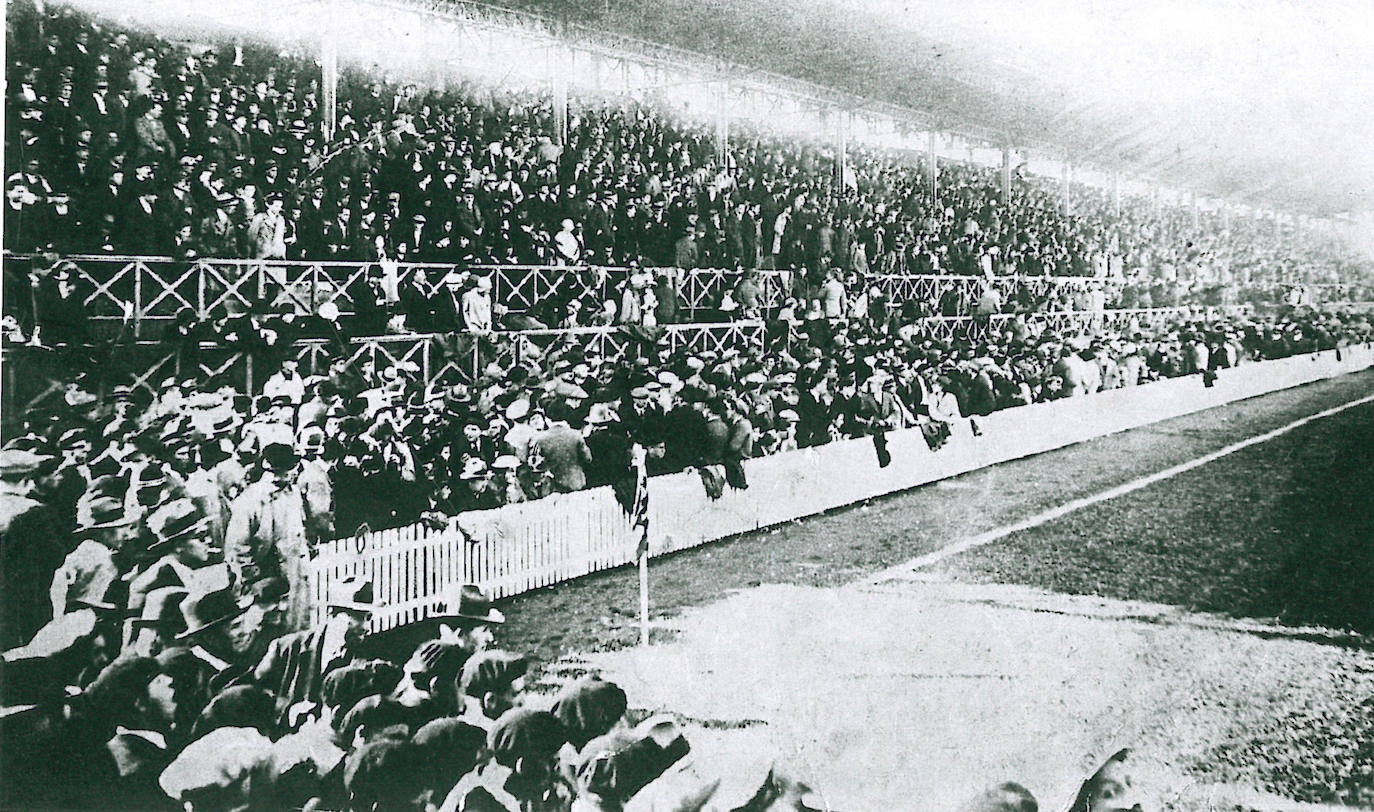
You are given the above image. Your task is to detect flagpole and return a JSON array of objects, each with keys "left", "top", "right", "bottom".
[
  {"left": 631, "top": 442, "right": 651, "bottom": 646},
  {"left": 639, "top": 543, "right": 650, "bottom": 647}
]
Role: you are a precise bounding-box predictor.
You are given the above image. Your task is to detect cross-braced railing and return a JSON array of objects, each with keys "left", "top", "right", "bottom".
[
  {"left": 7, "top": 253, "right": 1129, "bottom": 337},
  {"left": 0, "top": 303, "right": 1253, "bottom": 425}
]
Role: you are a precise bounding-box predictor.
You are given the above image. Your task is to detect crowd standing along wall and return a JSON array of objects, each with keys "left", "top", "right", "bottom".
[{"left": 309, "top": 344, "right": 1374, "bottom": 630}]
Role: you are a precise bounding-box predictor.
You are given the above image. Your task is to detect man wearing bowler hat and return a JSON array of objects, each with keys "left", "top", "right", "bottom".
[
  {"left": 224, "top": 441, "right": 313, "bottom": 631},
  {"left": 248, "top": 576, "right": 378, "bottom": 725}
]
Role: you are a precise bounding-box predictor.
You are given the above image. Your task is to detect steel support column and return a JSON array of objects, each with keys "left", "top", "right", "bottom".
[
  {"left": 716, "top": 80, "right": 729, "bottom": 166},
  {"left": 928, "top": 132, "right": 938, "bottom": 202},
  {"left": 321, "top": 0, "right": 338, "bottom": 141},
  {"left": 1000, "top": 147, "right": 1011, "bottom": 207},
  {"left": 836, "top": 110, "right": 849, "bottom": 190},
  {"left": 1061, "top": 161, "right": 1071, "bottom": 218},
  {"left": 551, "top": 44, "right": 569, "bottom": 146}
]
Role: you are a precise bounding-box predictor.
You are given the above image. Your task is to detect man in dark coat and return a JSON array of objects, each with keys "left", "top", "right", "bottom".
[
  {"left": 34, "top": 261, "right": 92, "bottom": 346},
  {"left": 431, "top": 273, "right": 466, "bottom": 334},
  {"left": 399, "top": 270, "right": 436, "bottom": 334}
]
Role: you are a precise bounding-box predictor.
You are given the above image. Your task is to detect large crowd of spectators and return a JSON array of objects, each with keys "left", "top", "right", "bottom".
[
  {"left": 2, "top": 295, "right": 1367, "bottom": 808},
  {"left": 0, "top": 397, "right": 1151, "bottom": 812},
  {"left": 7, "top": 0, "right": 1372, "bottom": 303},
  {"left": 5, "top": 3, "right": 1374, "bottom": 810},
  {"left": 0, "top": 411, "right": 781, "bottom": 811},
  {"left": 12, "top": 290, "right": 1358, "bottom": 812},
  {"left": 5, "top": 282, "right": 1368, "bottom": 542}
]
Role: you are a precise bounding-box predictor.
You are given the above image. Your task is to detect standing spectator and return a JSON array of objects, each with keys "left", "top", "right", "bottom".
[
  {"left": 554, "top": 218, "right": 582, "bottom": 266},
  {"left": 33, "top": 261, "right": 92, "bottom": 346},
  {"left": 734, "top": 269, "right": 764, "bottom": 320},
  {"left": 533, "top": 402, "right": 594, "bottom": 493},
  {"left": 461, "top": 275, "right": 496, "bottom": 333},
  {"left": 130, "top": 98, "right": 174, "bottom": 167},
  {"left": 399, "top": 270, "right": 435, "bottom": 333},
  {"left": 349, "top": 269, "right": 394, "bottom": 337},
  {"left": 821, "top": 270, "right": 846, "bottom": 321},
  {"left": 432, "top": 271, "right": 465, "bottom": 333},
  {"left": 262, "top": 358, "right": 306, "bottom": 405},
  {"left": 973, "top": 281, "right": 1002, "bottom": 323},
  {"left": 247, "top": 193, "right": 287, "bottom": 259},
  {"left": 653, "top": 270, "right": 680, "bottom": 326},
  {"left": 223, "top": 443, "right": 314, "bottom": 631},
  {"left": 674, "top": 229, "right": 700, "bottom": 270}
]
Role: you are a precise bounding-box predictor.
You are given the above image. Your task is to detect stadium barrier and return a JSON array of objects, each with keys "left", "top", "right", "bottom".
[
  {"left": 309, "top": 343, "right": 1374, "bottom": 630},
  {"left": 2, "top": 252, "right": 1110, "bottom": 336},
  {"left": 0, "top": 321, "right": 769, "bottom": 417}
]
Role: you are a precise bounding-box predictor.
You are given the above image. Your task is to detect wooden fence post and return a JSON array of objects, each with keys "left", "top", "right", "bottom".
[{"left": 133, "top": 262, "right": 144, "bottom": 339}]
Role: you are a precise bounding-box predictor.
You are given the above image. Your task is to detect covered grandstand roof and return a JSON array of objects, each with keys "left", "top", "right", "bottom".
[{"left": 500, "top": 0, "right": 1374, "bottom": 218}]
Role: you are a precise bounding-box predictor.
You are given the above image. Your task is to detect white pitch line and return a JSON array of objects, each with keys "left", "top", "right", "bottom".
[{"left": 870, "top": 392, "right": 1374, "bottom": 583}]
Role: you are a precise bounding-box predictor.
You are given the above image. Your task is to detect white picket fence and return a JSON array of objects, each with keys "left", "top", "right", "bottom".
[{"left": 310, "top": 344, "right": 1374, "bottom": 630}]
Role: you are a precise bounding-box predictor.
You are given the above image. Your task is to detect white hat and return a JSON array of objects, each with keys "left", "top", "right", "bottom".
[
  {"left": 657, "top": 371, "right": 683, "bottom": 392},
  {"left": 504, "top": 399, "right": 532, "bottom": 421},
  {"left": 458, "top": 458, "right": 488, "bottom": 480}
]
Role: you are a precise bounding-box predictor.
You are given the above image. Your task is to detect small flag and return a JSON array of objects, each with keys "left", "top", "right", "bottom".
[{"left": 630, "top": 444, "right": 650, "bottom": 560}]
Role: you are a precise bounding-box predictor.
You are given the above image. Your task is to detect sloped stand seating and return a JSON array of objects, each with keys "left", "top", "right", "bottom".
[{"left": 310, "top": 344, "right": 1374, "bottom": 630}]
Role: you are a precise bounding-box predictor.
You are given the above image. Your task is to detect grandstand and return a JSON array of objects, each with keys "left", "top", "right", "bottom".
[{"left": 3, "top": 0, "right": 1374, "bottom": 809}]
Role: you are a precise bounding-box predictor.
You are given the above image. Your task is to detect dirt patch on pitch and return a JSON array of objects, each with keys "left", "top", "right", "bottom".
[{"left": 562, "top": 580, "right": 1374, "bottom": 811}]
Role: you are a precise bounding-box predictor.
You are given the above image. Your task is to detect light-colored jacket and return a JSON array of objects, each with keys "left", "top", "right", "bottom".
[
  {"left": 224, "top": 473, "right": 312, "bottom": 631},
  {"left": 247, "top": 212, "right": 287, "bottom": 259}
]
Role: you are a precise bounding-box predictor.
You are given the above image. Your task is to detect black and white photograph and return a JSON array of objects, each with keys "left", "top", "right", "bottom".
[{"left": 2, "top": 0, "right": 1373, "bottom": 808}]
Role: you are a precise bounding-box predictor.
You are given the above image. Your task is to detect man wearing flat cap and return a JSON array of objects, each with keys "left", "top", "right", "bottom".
[
  {"left": 449, "top": 707, "right": 572, "bottom": 812},
  {"left": 459, "top": 648, "right": 531, "bottom": 732}
]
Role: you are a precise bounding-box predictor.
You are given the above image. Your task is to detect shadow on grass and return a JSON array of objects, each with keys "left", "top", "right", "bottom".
[{"left": 1253, "top": 431, "right": 1374, "bottom": 634}]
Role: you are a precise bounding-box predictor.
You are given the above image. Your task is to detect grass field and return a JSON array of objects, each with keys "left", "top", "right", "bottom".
[
  {"left": 384, "top": 370, "right": 1374, "bottom": 809},
  {"left": 930, "top": 395, "right": 1374, "bottom": 806},
  {"left": 935, "top": 396, "right": 1374, "bottom": 635}
]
